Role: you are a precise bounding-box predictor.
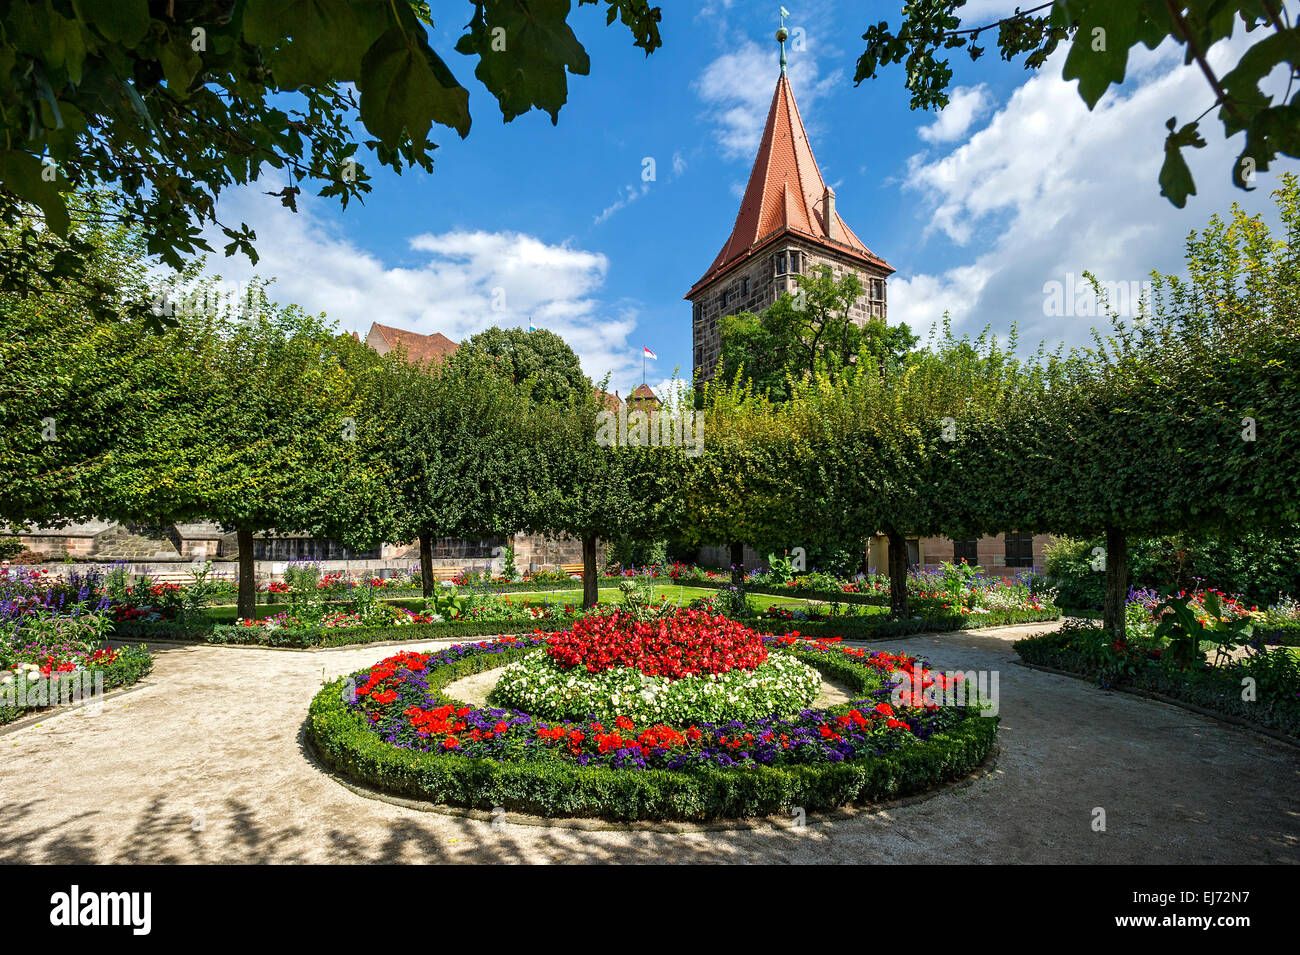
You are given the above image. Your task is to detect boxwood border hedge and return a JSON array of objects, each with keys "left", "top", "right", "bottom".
[
  {"left": 111, "top": 606, "right": 1060, "bottom": 649},
  {"left": 305, "top": 641, "right": 999, "bottom": 821}
]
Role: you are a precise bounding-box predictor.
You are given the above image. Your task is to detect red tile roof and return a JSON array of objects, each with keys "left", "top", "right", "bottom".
[
  {"left": 367, "top": 322, "right": 460, "bottom": 365},
  {"left": 686, "top": 74, "right": 892, "bottom": 298},
  {"left": 627, "top": 383, "right": 661, "bottom": 405}
]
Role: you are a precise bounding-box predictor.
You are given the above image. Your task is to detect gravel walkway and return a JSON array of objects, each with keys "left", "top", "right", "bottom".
[{"left": 3, "top": 622, "right": 1297, "bottom": 864}]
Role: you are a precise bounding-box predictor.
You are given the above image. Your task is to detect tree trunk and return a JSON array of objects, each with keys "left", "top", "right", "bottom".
[
  {"left": 419, "top": 533, "right": 434, "bottom": 597},
  {"left": 884, "top": 525, "right": 910, "bottom": 618},
  {"left": 582, "top": 534, "right": 598, "bottom": 609},
  {"left": 236, "top": 525, "right": 256, "bottom": 621},
  {"left": 1102, "top": 524, "right": 1128, "bottom": 639},
  {"left": 730, "top": 541, "right": 745, "bottom": 586}
]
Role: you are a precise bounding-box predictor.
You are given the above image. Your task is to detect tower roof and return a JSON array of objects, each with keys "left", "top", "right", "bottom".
[{"left": 686, "top": 73, "right": 892, "bottom": 299}]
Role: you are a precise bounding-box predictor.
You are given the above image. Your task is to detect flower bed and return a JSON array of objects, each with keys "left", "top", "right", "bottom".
[
  {"left": 0, "top": 641, "right": 153, "bottom": 726},
  {"left": 1, "top": 571, "right": 155, "bottom": 724},
  {"left": 1013, "top": 623, "right": 1300, "bottom": 739},
  {"left": 306, "top": 632, "right": 997, "bottom": 820}
]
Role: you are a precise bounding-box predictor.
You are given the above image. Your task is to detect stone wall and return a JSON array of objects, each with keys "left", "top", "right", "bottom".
[
  {"left": 917, "top": 533, "right": 1056, "bottom": 574},
  {"left": 12, "top": 522, "right": 599, "bottom": 574}
]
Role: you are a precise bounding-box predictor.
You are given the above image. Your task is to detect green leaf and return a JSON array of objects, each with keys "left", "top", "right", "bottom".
[
  {"left": 245, "top": 0, "right": 379, "bottom": 87},
  {"left": 70, "top": 0, "right": 150, "bottom": 46},
  {"left": 1159, "top": 118, "right": 1205, "bottom": 208},
  {"left": 455, "top": 0, "right": 591, "bottom": 123},
  {"left": 0, "top": 149, "right": 69, "bottom": 235},
  {"left": 360, "top": 27, "right": 470, "bottom": 145}
]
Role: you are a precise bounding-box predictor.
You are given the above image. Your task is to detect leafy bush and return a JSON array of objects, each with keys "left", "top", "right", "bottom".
[
  {"left": 0, "top": 537, "right": 24, "bottom": 560},
  {"left": 715, "top": 584, "right": 756, "bottom": 620},
  {"left": 606, "top": 535, "right": 669, "bottom": 572},
  {"left": 1043, "top": 537, "right": 1106, "bottom": 610}
]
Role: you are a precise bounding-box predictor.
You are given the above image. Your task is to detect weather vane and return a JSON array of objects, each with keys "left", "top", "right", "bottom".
[{"left": 777, "top": 6, "right": 790, "bottom": 75}]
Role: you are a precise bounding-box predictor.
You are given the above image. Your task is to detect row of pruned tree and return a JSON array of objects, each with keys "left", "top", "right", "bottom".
[{"left": 4, "top": 180, "right": 1298, "bottom": 632}]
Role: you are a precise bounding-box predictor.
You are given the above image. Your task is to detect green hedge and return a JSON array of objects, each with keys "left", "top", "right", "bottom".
[
  {"left": 305, "top": 644, "right": 998, "bottom": 821},
  {"left": 752, "top": 607, "right": 1061, "bottom": 640},
  {"left": 109, "top": 616, "right": 572, "bottom": 648},
  {"left": 0, "top": 645, "right": 154, "bottom": 726},
  {"left": 745, "top": 583, "right": 887, "bottom": 605},
  {"left": 110, "top": 606, "right": 1060, "bottom": 650},
  {"left": 1257, "top": 621, "right": 1300, "bottom": 647},
  {"left": 1013, "top": 627, "right": 1300, "bottom": 739}
]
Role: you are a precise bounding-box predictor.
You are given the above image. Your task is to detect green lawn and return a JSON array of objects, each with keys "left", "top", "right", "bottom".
[{"left": 201, "top": 584, "right": 869, "bottom": 622}]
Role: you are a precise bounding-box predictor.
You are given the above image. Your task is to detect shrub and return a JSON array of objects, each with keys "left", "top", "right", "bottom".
[{"left": 1043, "top": 537, "right": 1106, "bottom": 610}]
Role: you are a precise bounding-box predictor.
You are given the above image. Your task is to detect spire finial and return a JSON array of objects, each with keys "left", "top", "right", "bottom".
[{"left": 776, "top": 6, "right": 790, "bottom": 75}]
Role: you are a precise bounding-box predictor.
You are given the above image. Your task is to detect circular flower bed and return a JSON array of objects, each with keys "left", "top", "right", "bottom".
[
  {"left": 489, "top": 610, "right": 820, "bottom": 724},
  {"left": 307, "top": 622, "right": 998, "bottom": 821}
]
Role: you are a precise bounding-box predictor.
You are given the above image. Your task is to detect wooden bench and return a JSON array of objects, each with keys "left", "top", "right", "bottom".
[
  {"left": 140, "top": 570, "right": 195, "bottom": 586},
  {"left": 560, "top": 562, "right": 585, "bottom": 577}
]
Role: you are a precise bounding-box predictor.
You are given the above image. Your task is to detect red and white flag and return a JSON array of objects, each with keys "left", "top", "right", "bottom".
[{"left": 643, "top": 346, "right": 657, "bottom": 360}]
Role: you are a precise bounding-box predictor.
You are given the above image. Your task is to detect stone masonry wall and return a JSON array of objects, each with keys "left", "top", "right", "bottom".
[{"left": 690, "top": 239, "right": 889, "bottom": 382}]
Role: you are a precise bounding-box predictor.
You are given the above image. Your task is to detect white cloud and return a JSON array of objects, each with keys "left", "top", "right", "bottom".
[
  {"left": 918, "top": 85, "right": 992, "bottom": 143},
  {"left": 694, "top": 38, "right": 842, "bottom": 160},
  {"left": 889, "top": 31, "right": 1300, "bottom": 348},
  {"left": 593, "top": 182, "right": 651, "bottom": 225},
  {"left": 197, "top": 189, "right": 645, "bottom": 388}
]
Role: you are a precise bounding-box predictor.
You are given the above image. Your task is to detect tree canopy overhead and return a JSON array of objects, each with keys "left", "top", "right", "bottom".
[
  {"left": 0, "top": 0, "right": 662, "bottom": 320},
  {"left": 853, "top": 1, "right": 1300, "bottom": 207}
]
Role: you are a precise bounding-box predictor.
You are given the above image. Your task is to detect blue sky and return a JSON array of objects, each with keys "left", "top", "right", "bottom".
[{"left": 201, "top": 0, "right": 1300, "bottom": 398}]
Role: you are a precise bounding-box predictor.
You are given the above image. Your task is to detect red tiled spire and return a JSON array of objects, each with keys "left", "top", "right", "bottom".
[{"left": 686, "top": 73, "right": 891, "bottom": 298}]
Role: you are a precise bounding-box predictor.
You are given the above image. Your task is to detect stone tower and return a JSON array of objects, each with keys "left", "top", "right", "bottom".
[{"left": 685, "top": 46, "right": 894, "bottom": 383}]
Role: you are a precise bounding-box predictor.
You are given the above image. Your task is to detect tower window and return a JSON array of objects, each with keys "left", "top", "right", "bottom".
[
  {"left": 741, "top": 276, "right": 749, "bottom": 296},
  {"left": 791, "top": 251, "right": 802, "bottom": 274},
  {"left": 775, "top": 252, "right": 787, "bottom": 275},
  {"left": 721, "top": 288, "right": 730, "bottom": 308}
]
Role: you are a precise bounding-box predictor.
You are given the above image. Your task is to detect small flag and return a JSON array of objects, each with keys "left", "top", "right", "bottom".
[
  {"left": 528, "top": 319, "right": 536, "bottom": 332},
  {"left": 643, "top": 346, "right": 657, "bottom": 360}
]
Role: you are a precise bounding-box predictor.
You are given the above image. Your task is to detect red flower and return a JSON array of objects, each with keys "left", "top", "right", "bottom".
[{"left": 544, "top": 609, "right": 768, "bottom": 679}]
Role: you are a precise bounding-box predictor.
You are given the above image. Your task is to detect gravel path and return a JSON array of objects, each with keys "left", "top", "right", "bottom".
[{"left": 3, "top": 622, "right": 1297, "bottom": 864}]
